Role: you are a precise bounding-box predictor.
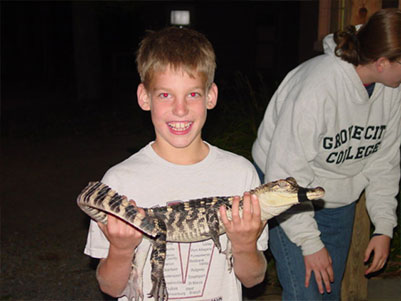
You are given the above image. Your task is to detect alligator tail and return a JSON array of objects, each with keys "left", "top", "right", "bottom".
[{"left": 76, "top": 181, "right": 158, "bottom": 237}]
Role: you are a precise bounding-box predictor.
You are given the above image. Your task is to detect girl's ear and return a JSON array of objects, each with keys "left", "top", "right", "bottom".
[
  {"left": 206, "top": 83, "right": 218, "bottom": 109},
  {"left": 137, "top": 83, "right": 151, "bottom": 111},
  {"left": 375, "top": 57, "right": 389, "bottom": 73}
]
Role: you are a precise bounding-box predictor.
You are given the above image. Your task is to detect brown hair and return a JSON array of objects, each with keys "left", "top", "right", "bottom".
[
  {"left": 136, "top": 26, "right": 216, "bottom": 89},
  {"left": 334, "top": 8, "right": 401, "bottom": 66}
]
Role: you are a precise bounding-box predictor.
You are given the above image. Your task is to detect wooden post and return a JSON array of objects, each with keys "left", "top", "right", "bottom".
[
  {"left": 349, "top": 0, "right": 382, "bottom": 25},
  {"left": 341, "top": 193, "right": 370, "bottom": 301},
  {"left": 318, "top": 0, "right": 332, "bottom": 42}
]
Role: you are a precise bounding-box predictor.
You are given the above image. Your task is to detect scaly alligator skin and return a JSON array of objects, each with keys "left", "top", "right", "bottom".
[{"left": 77, "top": 177, "right": 324, "bottom": 301}]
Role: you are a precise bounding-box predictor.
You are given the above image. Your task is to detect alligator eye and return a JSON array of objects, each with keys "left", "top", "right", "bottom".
[
  {"left": 286, "top": 177, "right": 296, "bottom": 185},
  {"left": 279, "top": 182, "right": 289, "bottom": 188}
]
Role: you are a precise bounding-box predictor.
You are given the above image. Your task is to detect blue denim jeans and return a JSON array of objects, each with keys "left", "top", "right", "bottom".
[
  {"left": 252, "top": 163, "right": 356, "bottom": 300},
  {"left": 269, "top": 202, "right": 356, "bottom": 301}
]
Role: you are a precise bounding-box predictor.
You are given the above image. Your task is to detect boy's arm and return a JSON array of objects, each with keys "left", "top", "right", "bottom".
[
  {"left": 96, "top": 212, "right": 144, "bottom": 297},
  {"left": 219, "top": 193, "right": 267, "bottom": 287}
]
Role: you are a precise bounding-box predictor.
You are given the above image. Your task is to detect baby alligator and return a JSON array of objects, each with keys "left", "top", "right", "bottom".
[{"left": 77, "top": 177, "right": 324, "bottom": 300}]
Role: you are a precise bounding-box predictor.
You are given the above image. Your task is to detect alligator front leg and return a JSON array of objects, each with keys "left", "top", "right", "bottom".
[
  {"left": 148, "top": 221, "right": 168, "bottom": 301},
  {"left": 206, "top": 208, "right": 234, "bottom": 272},
  {"left": 207, "top": 203, "right": 235, "bottom": 271},
  {"left": 206, "top": 207, "right": 222, "bottom": 252}
]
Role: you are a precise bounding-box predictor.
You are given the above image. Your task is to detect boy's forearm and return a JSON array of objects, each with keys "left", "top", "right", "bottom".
[
  {"left": 233, "top": 244, "right": 267, "bottom": 287},
  {"left": 97, "top": 245, "right": 134, "bottom": 297}
]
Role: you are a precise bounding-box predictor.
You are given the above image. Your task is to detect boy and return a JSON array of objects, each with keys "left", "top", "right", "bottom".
[{"left": 84, "top": 26, "right": 268, "bottom": 301}]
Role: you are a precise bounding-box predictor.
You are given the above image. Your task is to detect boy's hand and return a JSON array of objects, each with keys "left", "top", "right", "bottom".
[
  {"left": 219, "top": 192, "right": 265, "bottom": 252},
  {"left": 96, "top": 200, "right": 145, "bottom": 297},
  {"left": 98, "top": 200, "right": 144, "bottom": 252},
  {"left": 219, "top": 192, "right": 267, "bottom": 287}
]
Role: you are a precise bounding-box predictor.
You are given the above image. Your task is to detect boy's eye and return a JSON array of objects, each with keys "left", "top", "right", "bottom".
[
  {"left": 189, "top": 92, "right": 200, "bottom": 97},
  {"left": 159, "top": 93, "right": 170, "bottom": 98}
]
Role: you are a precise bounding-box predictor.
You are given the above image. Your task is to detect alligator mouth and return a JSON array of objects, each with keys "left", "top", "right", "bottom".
[{"left": 302, "top": 187, "right": 325, "bottom": 202}]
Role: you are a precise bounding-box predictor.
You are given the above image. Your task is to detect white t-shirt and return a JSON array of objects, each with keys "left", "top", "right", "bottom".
[{"left": 84, "top": 142, "right": 268, "bottom": 301}]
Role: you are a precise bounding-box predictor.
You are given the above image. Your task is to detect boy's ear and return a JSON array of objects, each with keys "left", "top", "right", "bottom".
[
  {"left": 206, "top": 83, "right": 218, "bottom": 109},
  {"left": 137, "top": 83, "right": 151, "bottom": 111}
]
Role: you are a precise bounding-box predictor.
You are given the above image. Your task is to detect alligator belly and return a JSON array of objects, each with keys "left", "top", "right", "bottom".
[{"left": 166, "top": 222, "right": 215, "bottom": 242}]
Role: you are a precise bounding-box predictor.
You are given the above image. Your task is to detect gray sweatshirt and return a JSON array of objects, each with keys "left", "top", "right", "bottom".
[{"left": 252, "top": 33, "right": 401, "bottom": 255}]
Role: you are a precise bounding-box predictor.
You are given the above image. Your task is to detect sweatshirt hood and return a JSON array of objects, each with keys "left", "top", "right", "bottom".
[
  {"left": 322, "top": 31, "right": 378, "bottom": 104},
  {"left": 322, "top": 33, "right": 337, "bottom": 56},
  {"left": 323, "top": 25, "right": 363, "bottom": 56}
]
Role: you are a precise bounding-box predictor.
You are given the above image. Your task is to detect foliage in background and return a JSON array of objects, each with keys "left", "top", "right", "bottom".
[{"left": 204, "top": 72, "right": 276, "bottom": 161}]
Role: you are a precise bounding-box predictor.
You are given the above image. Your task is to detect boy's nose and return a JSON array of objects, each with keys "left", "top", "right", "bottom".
[{"left": 172, "top": 99, "right": 189, "bottom": 116}]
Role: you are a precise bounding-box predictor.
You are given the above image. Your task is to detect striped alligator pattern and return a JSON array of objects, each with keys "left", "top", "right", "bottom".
[{"left": 77, "top": 177, "right": 325, "bottom": 300}]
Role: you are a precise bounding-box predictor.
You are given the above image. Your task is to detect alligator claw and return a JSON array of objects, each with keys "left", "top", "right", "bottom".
[{"left": 148, "top": 276, "right": 168, "bottom": 301}]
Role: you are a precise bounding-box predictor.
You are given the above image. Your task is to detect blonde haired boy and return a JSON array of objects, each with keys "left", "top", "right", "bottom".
[{"left": 84, "top": 26, "right": 268, "bottom": 301}]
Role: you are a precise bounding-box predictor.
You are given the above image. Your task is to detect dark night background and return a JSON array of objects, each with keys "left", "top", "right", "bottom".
[
  {"left": 0, "top": 2, "right": 322, "bottom": 299},
  {"left": 2, "top": 1, "right": 398, "bottom": 300},
  {"left": 0, "top": 1, "right": 318, "bottom": 300},
  {"left": 1, "top": 1, "right": 320, "bottom": 118}
]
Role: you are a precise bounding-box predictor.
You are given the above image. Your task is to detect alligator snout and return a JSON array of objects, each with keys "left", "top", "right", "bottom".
[{"left": 298, "top": 185, "right": 325, "bottom": 202}]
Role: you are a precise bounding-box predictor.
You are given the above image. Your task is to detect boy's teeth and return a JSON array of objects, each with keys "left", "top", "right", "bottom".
[{"left": 168, "top": 122, "right": 192, "bottom": 131}]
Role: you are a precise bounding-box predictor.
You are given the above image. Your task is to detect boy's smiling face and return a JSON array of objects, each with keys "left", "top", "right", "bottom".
[{"left": 137, "top": 66, "right": 217, "bottom": 163}]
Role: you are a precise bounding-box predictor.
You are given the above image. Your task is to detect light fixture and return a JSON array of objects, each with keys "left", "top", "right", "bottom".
[{"left": 170, "top": 10, "right": 190, "bottom": 27}]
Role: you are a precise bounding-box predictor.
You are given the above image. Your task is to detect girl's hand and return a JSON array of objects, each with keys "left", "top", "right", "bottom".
[{"left": 364, "top": 235, "right": 391, "bottom": 275}]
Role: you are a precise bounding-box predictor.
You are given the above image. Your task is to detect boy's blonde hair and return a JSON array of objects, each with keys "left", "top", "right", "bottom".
[{"left": 136, "top": 26, "right": 216, "bottom": 89}]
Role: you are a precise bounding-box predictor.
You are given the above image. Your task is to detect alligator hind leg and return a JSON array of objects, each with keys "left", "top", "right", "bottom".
[
  {"left": 121, "top": 239, "right": 152, "bottom": 301},
  {"left": 223, "top": 239, "right": 233, "bottom": 272},
  {"left": 148, "top": 221, "right": 168, "bottom": 301}
]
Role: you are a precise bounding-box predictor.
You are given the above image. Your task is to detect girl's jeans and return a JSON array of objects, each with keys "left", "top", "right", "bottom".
[
  {"left": 253, "top": 162, "right": 356, "bottom": 300},
  {"left": 269, "top": 201, "right": 356, "bottom": 301}
]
